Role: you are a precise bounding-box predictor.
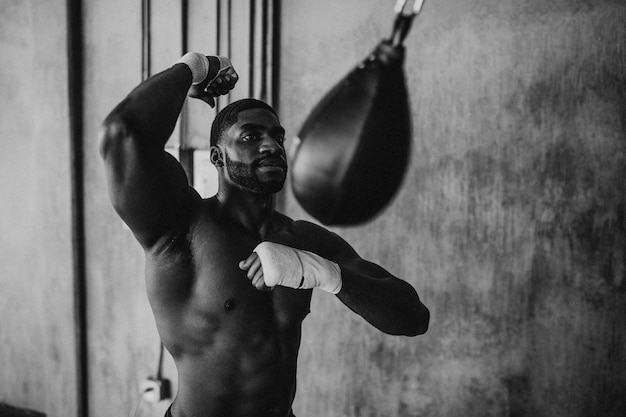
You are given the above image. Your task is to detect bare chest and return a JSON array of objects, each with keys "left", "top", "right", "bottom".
[{"left": 145, "top": 213, "right": 312, "bottom": 340}]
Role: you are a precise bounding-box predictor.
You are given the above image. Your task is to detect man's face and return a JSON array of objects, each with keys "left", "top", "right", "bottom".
[{"left": 219, "top": 108, "right": 288, "bottom": 194}]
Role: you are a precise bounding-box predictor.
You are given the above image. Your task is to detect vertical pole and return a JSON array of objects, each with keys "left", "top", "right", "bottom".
[
  {"left": 249, "top": 0, "right": 256, "bottom": 96},
  {"left": 179, "top": 0, "right": 194, "bottom": 182},
  {"left": 259, "top": 0, "right": 268, "bottom": 102},
  {"left": 271, "top": 0, "right": 281, "bottom": 111},
  {"left": 66, "top": 0, "right": 88, "bottom": 415},
  {"left": 141, "top": 0, "right": 151, "bottom": 81}
]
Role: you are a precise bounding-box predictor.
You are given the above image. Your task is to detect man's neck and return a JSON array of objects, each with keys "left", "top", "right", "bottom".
[{"left": 216, "top": 187, "right": 276, "bottom": 238}]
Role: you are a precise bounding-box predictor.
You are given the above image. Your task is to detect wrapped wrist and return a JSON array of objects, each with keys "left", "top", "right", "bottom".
[
  {"left": 253, "top": 242, "right": 343, "bottom": 294},
  {"left": 172, "top": 52, "right": 210, "bottom": 85}
]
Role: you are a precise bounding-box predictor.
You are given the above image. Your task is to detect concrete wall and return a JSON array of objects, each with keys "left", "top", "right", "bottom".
[
  {"left": 0, "top": 0, "right": 78, "bottom": 416},
  {"left": 280, "top": 1, "right": 626, "bottom": 416}
]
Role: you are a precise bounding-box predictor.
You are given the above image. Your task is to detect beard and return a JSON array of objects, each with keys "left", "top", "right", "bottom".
[{"left": 225, "top": 153, "right": 286, "bottom": 194}]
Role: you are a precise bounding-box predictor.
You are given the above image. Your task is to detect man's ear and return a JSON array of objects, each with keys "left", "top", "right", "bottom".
[{"left": 210, "top": 146, "right": 224, "bottom": 167}]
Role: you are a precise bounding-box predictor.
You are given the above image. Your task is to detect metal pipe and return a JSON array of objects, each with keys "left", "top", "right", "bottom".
[{"left": 66, "top": 0, "right": 88, "bottom": 415}]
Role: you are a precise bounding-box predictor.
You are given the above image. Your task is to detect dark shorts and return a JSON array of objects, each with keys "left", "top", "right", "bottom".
[{"left": 165, "top": 405, "right": 295, "bottom": 417}]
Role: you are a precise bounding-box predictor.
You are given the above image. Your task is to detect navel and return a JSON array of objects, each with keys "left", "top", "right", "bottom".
[{"left": 224, "top": 298, "right": 236, "bottom": 312}]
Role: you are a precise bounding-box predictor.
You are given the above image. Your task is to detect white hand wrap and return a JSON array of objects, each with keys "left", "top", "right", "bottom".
[
  {"left": 253, "top": 242, "right": 342, "bottom": 294},
  {"left": 172, "top": 52, "right": 210, "bottom": 85}
]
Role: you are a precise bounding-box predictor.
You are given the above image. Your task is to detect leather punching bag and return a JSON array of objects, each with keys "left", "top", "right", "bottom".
[{"left": 290, "top": 1, "right": 425, "bottom": 226}]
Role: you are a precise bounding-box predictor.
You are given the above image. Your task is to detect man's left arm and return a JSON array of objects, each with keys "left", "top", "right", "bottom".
[
  {"left": 334, "top": 254, "right": 429, "bottom": 336},
  {"left": 240, "top": 224, "right": 429, "bottom": 336},
  {"left": 319, "top": 227, "right": 429, "bottom": 337}
]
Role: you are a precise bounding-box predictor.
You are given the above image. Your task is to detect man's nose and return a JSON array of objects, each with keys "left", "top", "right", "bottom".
[{"left": 259, "top": 135, "right": 283, "bottom": 154}]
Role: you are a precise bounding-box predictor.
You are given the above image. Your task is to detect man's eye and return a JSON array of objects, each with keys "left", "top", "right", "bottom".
[{"left": 243, "top": 133, "right": 260, "bottom": 141}]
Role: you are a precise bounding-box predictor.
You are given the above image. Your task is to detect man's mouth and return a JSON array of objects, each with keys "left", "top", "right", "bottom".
[{"left": 257, "top": 158, "right": 287, "bottom": 170}]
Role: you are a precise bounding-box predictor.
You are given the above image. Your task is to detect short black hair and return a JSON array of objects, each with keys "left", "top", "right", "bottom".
[{"left": 210, "top": 98, "right": 278, "bottom": 147}]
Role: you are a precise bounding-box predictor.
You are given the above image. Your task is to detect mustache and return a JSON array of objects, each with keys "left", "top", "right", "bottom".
[{"left": 255, "top": 155, "right": 287, "bottom": 168}]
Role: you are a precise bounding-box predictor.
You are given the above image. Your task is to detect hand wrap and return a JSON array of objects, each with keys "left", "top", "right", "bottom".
[
  {"left": 172, "top": 52, "right": 209, "bottom": 85},
  {"left": 253, "top": 242, "right": 342, "bottom": 294}
]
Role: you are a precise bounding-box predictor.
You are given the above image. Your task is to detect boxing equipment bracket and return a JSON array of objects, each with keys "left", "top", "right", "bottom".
[{"left": 392, "top": 0, "right": 425, "bottom": 46}]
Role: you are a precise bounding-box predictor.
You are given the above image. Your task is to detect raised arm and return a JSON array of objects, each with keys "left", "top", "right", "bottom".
[{"left": 99, "top": 54, "right": 237, "bottom": 249}]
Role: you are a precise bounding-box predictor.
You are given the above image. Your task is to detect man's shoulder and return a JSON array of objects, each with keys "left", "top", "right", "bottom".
[
  {"left": 191, "top": 195, "right": 226, "bottom": 222},
  {"left": 292, "top": 219, "right": 330, "bottom": 236},
  {"left": 270, "top": 214, "right": 358, "bottom": 261},
  {"left": 272, "top": 213, "right": 327, "bottom": 237},
  {"left": 284, "top": 216, "right": 348, "bottom": 247}
]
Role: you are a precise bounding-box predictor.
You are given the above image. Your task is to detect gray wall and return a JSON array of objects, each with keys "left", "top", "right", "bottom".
[
  {"left": 1, "top": 0, "right": 625, "bottom": 417},
  {"left": 281, "top": 1, "right": 626, "bottom": 416},
  {"left": 0, "top": 1, "right": 78, "bottom": 416}
]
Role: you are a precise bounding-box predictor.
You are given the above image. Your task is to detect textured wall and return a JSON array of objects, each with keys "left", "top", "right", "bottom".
[
  {"left": 0, "top": 0, "right": 78, "bottom": 415},
  {"left": 279, "top": 1, "right": 626, "bottom": 416}
]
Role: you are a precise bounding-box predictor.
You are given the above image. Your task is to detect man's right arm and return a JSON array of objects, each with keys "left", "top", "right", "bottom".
[{"left": 99, "top": 55, "right": 236, "bottom": 249}]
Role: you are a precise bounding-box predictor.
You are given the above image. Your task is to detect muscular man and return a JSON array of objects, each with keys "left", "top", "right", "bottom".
[{"left": 100, "top": 52, "right": 429, "bottom": 417}]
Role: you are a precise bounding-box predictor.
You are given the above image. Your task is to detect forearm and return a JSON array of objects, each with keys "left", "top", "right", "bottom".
[
  {"left": 246, "top": 239, "right": 430, "bottom": 336},
  {"left": 336, "top": 268, "right": 429, "bottom": 336},
  {"left": 103, "top": 64, "right": 192, "bottom": 149}
]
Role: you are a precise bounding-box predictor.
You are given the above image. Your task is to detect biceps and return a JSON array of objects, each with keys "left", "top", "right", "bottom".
[{"left": 104, "top": 141, "right": 192, "bottom": 247}]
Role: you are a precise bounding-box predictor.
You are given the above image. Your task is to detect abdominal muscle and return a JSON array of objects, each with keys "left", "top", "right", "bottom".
[
  {"left": 170, "top": 325, "right": 298, "bottom": 417},
  {"left": 148, "top": 260, "right": 302, "bottom": 417}
]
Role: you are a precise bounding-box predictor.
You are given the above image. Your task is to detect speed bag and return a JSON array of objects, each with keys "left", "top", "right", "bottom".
[{"left": 290, "top": 41, "right": 412, "bottom": 226}]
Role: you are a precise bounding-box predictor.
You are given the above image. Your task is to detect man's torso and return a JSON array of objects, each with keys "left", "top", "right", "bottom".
[{"left": 145, "top": 197, "right": 321, "bottom": 417}]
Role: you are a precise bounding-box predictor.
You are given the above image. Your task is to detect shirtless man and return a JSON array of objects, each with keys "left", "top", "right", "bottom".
[{"left": 99, "top": 53, "right": 429, "bottom": 417}]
